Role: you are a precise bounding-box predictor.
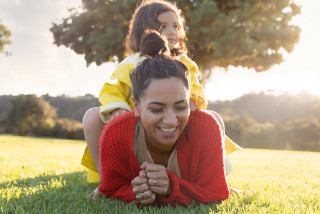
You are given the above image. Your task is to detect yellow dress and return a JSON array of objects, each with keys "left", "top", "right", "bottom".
[{"left": 81, "top": 53, "right": 242, "bottom": 183}]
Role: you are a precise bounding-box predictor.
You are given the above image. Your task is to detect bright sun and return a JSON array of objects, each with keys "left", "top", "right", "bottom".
[
  {"left": 281, "top": 1, "right": 320, "bottom": 96},
  {"left": 281, "top": 71, "right": 320, "bottom": 95}
]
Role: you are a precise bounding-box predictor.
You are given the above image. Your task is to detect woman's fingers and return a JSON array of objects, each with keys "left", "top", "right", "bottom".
[
  {"left": 148, "top": 177, "right": 171, "bottom": 196},
  {"left": 132, "top": 175, "right": 150, "bottom": 201},
  {"left": 131, "top": 175, "right": 148, "bottom": 186},
  {"left": 141, "top": 163, "right": 172, "bottom": 196},
  {"left": 149, "top": 186, "right": 167, "bottom": 196},
  {"left": 141, "top": 162, "right": 165, "bottom": 172},
  {"left": 145, "top": 171, "right": 165, "bottom": 179},
  {"left": 137, "top": 190, "right": 156, "bottom": 205},
  {"left": 139, "top": 170, "right": 147, "bottom": 178},
  {"left": 132, "top": 182, "right": 149, "bottom": 194},
  {"left": 139, "top": 163, "right": 172, "bottom": 196}
]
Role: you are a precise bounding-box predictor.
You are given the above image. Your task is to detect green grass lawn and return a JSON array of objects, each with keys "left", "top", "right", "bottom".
[{"left": 0, "top": 135, "right": 319, "bottom": 214}]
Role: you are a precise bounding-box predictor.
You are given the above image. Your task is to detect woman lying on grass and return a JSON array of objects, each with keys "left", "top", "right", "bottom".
[{"left": 97, "top": 30, "right": 229, "bottom": 206}]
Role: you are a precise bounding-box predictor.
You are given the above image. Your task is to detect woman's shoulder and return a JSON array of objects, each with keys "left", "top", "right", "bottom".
[
  {"left": 186, "top": 110, "right": 222, "bottom": 148},
  {"left": 106, "top": 111, "right": 136, "bottom": 129},
  {"left": 190, "top": 109, "right": 216, "bottom": 121},
  {"left": 102, "top": 111, "right": 136, "bottom": 143},
  {"left": 188, "top": 110, "right": 220, "bottom": 132},
  {"left": 100, "top": 111, "right": 136, "bottom": 162}
]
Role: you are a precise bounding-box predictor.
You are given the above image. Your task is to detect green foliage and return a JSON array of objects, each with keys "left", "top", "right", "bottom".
[
  {"left": 43, "top": 94, "right": 100, "bottom": 122},
  {"left": 50, "top": 0, "right": 301, "bottom": 74},
  {"left": 208, "top": 92, "right": 320, "bottom": 151},
  {"left": 6, "top": 95, "right": 57, "bottom": 136},
  {"left": 0, "top": 94, "right": 99, "bottom": 123},
  {"left": 50, "top": 0, "right": 137, "bottom": 66},
  {"left": 278, "top": 118, "right": 320, "bottom": 151},
  {"left": 53, "top": 118, "right": 84, "bottom": 139},
  {"left": 1, "top": 92, "right": 320, "bottom": 146},
  {"left": 0, "top": 20, "right": 12, "bottom": 55},
  {"left": 0, "top": 94, "right": 95, "bottom": 140},
  {"left": 209, "top": 91, "right": 320, "bottom": 123},
  {"left": 1, "top": 94, "right": 95, "bottom": 139},
  {"left": 4, "top": 94, "right": 85, "bottom": 140},
  {"left": 0, "top": 95, "right": 13, "bottom": 133},
  {"left": 1, "top": 135, "right": 320, "bottom": 213}
]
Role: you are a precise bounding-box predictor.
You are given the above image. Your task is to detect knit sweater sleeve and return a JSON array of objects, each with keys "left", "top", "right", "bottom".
[
  {"left": 157, "top": 110, "right": 229, "bottom": 206},
  {"left": 98, "top": 111, "right": 140, "bottom": 203}
]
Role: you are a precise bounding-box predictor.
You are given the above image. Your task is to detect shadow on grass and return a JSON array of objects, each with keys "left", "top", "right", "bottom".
[{"left": 1, "top": 172, "right": 223, "bottom": 214}]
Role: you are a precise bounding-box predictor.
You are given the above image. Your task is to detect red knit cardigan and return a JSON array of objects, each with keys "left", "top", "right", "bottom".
[{"left": 98, "top": 110, "right": 229, "bottom": 206}]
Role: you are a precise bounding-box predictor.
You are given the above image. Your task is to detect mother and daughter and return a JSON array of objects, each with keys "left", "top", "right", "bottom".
[{"left": 81, "top": 0, "right": 244, "bottom": 206}]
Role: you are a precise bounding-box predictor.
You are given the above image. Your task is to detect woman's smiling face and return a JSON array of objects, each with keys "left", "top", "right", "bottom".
[{"left": 134, "top": 77, "right": 190, "bottom": 153}]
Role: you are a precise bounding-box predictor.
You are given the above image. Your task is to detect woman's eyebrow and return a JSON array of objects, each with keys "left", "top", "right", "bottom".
[
  {"left": 174, "top": 99, "right": 187, "bottom": 105},
  {"left": 148, "top": 100, "right": 186, "bottom": 106},
  {"left": 148, "top": 101, "right": 165, "bottom": 106}
]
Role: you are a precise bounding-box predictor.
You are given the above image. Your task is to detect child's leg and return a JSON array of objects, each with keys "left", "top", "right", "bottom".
[
  {"left": 206, "top": 110, "right": 232, "bottom": 174},
  {"left": 82, "top": 107, "right": 105, "bottom": 176},
  {"left": 207, "top": 110, "right": 225, "bottom": 136},
  {"left": 224, "top": 155, "right": 233, "bottom": 175}
]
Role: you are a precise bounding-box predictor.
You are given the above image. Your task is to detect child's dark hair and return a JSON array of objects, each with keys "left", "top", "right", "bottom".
[
  {"left": 125, "top": 0, "right": 187, "bottom": 56},
  {"left": 130, "top": 30, "right": 190, "bottom": 103}
]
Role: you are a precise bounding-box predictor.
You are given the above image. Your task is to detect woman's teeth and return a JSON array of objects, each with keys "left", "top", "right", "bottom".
[{"left": 160, "top": 127, "right": 176, "bottom": 133}]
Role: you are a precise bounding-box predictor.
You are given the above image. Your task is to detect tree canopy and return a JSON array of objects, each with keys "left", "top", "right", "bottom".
[
  {"left": 0, "top": 20, "right": 12, "bottom": 55},
  {"left": 50, "top": 0, "right": 301, "bottom": 74}
]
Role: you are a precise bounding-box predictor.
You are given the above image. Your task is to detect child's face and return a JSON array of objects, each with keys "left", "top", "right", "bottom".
[{"left": 157, "top": 11, "right": 180, "bottom": 50}]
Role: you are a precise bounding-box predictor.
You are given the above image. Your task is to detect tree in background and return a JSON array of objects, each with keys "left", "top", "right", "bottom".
[
  {"left": 6, "top": 95, "right": 57, "bottom": 135},
  {"left": 0, "top": 20, "right": 12, "bottom": 55},
  {"left": 50, "top": 0, "right": 301, "bottom": 82},
  {"left": 278, "top": 118, "right": 320, "bottom": 151}
]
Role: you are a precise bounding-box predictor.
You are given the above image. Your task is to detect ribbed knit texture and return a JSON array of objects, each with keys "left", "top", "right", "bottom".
[{"left": 98, "top": 110, "right": 229, "bottom": 206}]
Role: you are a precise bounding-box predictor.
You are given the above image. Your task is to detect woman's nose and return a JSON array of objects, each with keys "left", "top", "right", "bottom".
[{"left": 163, "top": 111, "right": 177, "bottom": 125}]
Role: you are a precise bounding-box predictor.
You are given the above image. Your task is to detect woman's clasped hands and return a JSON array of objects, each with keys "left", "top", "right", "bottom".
[{"left": 131, "top": 162, "right": 172, "bottom": 204}]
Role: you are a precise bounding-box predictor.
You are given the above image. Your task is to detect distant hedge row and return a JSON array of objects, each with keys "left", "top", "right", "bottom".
[{"left": 1, "top": 94, "right": 88, "bottom": 140}]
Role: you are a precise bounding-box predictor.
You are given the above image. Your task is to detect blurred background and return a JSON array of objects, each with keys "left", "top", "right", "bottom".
[{"left": 0, "top": 0, "right": 319, "bottom": 151}]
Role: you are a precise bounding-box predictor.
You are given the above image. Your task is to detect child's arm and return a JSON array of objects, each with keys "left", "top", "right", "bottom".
[
  {"left": 98, "top": 80, "right": 133, "bottom": 123},
  {"left": 98, "top": 53, "right": 142, "bottom": 122},
  {"left": 111, "top": 108, "right": 128, "bottom": 120}
]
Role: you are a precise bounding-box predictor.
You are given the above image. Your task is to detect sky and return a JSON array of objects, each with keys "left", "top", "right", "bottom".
[{"left": 0, "top": 0, "right": 320, "bottom": 101}]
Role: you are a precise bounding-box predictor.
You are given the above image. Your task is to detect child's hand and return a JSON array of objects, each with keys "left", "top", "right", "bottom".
[
  {"left": 111, "top": 108, "right": 128, "bottom": 120},
  {"left": 86, "top": 186, "right": 102, "bottom": 199}
]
